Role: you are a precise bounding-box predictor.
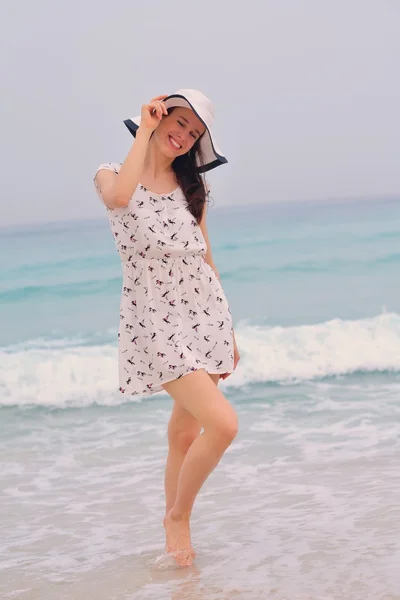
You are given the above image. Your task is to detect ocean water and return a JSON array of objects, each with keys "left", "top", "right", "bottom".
[{"left": 1, "top": 197, "right": 400, "bottom": 599}]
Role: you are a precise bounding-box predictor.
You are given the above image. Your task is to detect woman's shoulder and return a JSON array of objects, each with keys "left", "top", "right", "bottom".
[
  {"left": 93, "top": 162, "right": 123, "bottom": 210},
  {"left": 94, "top": 162, "right": 122, "bottom": 178}
]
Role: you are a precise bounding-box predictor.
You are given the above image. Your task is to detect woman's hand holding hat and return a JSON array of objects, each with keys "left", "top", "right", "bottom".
[{"left": 140, "top": 95, "right": 168, "bottom": 133}]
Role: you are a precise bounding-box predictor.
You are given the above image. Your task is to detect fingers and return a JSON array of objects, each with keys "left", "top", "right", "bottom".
[
  {"left": 157, "top": 100, "right": 168, "bottom": 116},
  {"left": 150, "top": 95, "right": 169, "bottom": 118},
  {"left": 147, "top": 102, "right": 161, "bottom": 120},
  {"left": 147, "top": 99, "right": 168, "bottom": 120}
]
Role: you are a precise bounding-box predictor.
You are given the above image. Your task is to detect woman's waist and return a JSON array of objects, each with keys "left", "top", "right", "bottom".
[{"left": 120, "top": 250, "right": 206, "bottom": 265}]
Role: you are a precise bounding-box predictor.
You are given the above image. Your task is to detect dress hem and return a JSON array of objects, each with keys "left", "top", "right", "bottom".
[{"left": 119, "top": 366, "right": 234, "bottom": 397}]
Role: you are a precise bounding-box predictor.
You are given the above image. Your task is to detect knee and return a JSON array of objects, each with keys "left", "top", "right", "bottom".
[
  {"left": 168, "top": 425, "right": 199, "bottom": 455},
  {"left": 214, "top": 413, "right": 239, "bottom": 447}
]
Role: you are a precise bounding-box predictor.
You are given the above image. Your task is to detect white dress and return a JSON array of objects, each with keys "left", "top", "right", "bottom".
[{"left": 94, "top": 162, "right": 234, "bottom": 396}]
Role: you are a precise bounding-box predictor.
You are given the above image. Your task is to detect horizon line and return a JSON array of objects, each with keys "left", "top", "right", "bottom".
[{"left": 2, "top": 193, "right": 400, "bottom": 232}]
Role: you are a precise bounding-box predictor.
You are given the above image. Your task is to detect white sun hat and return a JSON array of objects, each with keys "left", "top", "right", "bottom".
[{"left": 123, "top": 89, "right": 227, "bottom": 173}]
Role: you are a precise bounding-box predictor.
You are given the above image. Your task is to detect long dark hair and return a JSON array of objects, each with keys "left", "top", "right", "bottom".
[{"left": 168, "top": 108, "right": 209, "bottom": 223}]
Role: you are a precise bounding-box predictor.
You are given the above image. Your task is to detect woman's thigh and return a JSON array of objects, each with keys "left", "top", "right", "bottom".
[
  {"left": 167, "top": 372, "right": 221, "bottom": 436},
  {"left": 163, "top": 369, "right": 237, "bottom": 432}
]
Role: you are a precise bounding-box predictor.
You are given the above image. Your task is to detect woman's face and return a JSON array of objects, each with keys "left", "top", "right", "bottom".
[{"left": 155, "top": 107, "right": 206, "bottom": 159}]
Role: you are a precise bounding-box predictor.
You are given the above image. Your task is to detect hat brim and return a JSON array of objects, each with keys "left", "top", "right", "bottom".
[{"left": 123, "top": 94, "right": 227, "bottom": 173}]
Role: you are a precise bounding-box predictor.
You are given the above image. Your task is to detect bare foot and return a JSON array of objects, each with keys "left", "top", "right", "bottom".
[{"left": 163, "top": 510, "right": 196, "bottom": 567}]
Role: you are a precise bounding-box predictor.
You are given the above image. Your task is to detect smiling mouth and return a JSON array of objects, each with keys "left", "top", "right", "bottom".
[{"left": 168, "top": 135, "right": 182, "bottom": 150}]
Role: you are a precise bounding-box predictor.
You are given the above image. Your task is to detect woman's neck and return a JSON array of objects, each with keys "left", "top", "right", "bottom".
[{"left": 143, "top": 135, "right": 174, "bottom": 179}]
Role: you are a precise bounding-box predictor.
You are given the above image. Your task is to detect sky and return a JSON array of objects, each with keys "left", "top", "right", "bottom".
[{"left": 1, "top": 0, "right": 399, "bottom": 226}]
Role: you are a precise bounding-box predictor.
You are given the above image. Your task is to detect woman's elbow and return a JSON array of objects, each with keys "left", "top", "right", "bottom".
[
  {"left": 112, "top": 193, "right": 131, "bottom": 208},
  {"left": 95, "top": 174, "right": 130, "bottom": 209}
]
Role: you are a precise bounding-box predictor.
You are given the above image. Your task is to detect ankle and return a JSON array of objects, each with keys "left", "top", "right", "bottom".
[{"left": 169, "top": 507, "right": 191, "bottom": 521}]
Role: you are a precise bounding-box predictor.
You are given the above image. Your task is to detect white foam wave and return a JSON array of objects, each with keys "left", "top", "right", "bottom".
[
  {"left": 233, "top": 310, "right": 400, "bottom": 387},
  {"left": 0, "top": 344, "right": 123, "bottom": 407},
  {"left": 1, "top": 312, "right": 400, "bottom": 407}
]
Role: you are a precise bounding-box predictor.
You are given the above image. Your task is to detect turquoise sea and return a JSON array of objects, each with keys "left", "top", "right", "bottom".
[{"left": 1, "top": 197, "right": 400, "bottom": 599}]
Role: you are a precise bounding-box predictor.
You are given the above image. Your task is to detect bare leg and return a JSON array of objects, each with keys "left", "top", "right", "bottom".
[
  {"left": 162, "top": 370, "right": 238, "bottom": 566},
  {"left": 164, "top": 402, "right": 201, "bottom": 515},
  {"left": 164, "top": 373, "right": 220, "bottom": 514}
]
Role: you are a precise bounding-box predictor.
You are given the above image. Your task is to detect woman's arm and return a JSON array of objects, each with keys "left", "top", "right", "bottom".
[
  {"left": 199, "top": 205, "right": 220, "bottom": 278},
  {"left": 199, "top": 206, "right": 239, "bottom": 349},
  {"left": 95, "top": 128, "right": 152, "bottom": 209},
  {"left": 95, "top": 95, "right": 168, "bottom": 209},
  {"left": 199, "top": 206, "right": 240, "bottom": 376}
]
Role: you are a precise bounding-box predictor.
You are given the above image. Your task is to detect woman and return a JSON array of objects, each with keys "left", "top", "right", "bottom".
[{"left": 94, "top": 89, "right": 240, "bottom": 567}]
